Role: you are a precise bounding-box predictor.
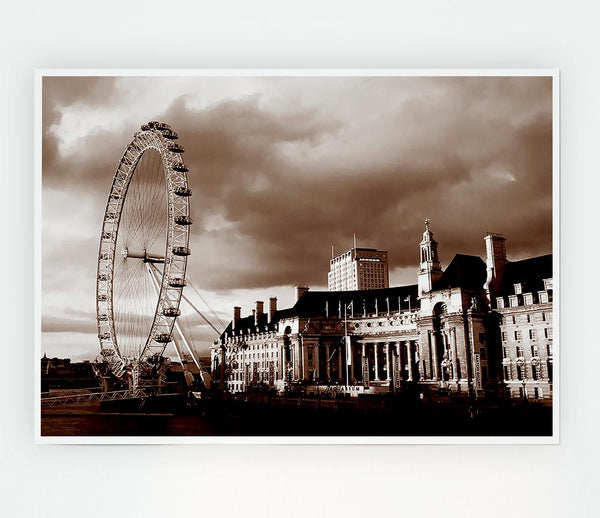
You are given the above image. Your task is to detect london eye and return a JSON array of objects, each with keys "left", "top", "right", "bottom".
[{"left": 95, "top": 121, "right": 192, "bottom": 381}]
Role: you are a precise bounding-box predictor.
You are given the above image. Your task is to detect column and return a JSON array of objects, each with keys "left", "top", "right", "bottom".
[
  {"left": 394, "top": 342, "right": 401, "bottom": 385},
  {"left": 406, "top": 341, "right": 413, "bottom": 381},
  {"left": 325, "top": 343, "right": 331, "bottom": 381},
  {"left": 295, "top": 342, "right": 302, "bottom": 381},
  {"left": 385, "top": 342, "right": 392, "bottom": 382},
  {"left": 347, "top": 339, "right": 354, "bottom": 384},
  {"left": 337, "top": 345, "right": 343, "bottom": 382},
  {"left": 374, "top": 343, "right": 380, "bottom": 381},
  {"left": 451, "top": 327, "right": 460, "bottom": 379},
  {"left": 314, "top": 343, "right": 320, "bottom": 381},
  {"left": 361, "top": 342, "right": 366, "bottom": 382},
  {"left": 430, "top": 331, "right": 439, "bottom": 380}
]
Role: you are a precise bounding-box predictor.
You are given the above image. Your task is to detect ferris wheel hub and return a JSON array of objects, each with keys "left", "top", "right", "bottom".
[{"left": 121, "top": 248, "right": 165, "bottom": 263}]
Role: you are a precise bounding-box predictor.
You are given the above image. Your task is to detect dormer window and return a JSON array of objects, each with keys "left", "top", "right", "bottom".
[
  {"left": 539, "top": 291, "right": 549, "bottom": 304},
  {"left": 513, "top": 283, "right": 523, "bottom": 295},
  {"left": 496, "top": 297, "right": 505, "bottom": 309},
  {"left": 544, "top": 278, "right": 553, "bottom": 291},
  {"left": 524, "top": 293, "right": 534, "bottom": 305},
  {"left": 509, "top": 295, "right": 519, "bottom": 307}
]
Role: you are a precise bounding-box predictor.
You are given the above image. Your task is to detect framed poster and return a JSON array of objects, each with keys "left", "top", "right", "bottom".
[{"left": 36, "top": 69, "right": 558, "bottom": 444}]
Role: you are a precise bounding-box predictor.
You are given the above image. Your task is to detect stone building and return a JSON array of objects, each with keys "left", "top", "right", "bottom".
[
  {"left": 211, "top": 222, "right": 553, "bottom": 400},
  {"left": 490, "top": 251, "right": 553, "bottom": 399}
]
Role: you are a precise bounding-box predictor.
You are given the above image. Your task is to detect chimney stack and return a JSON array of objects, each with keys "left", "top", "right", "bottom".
[
  {"left": 255, "top": 300, "right": 264, "bottom": 315},
  {"left": 484, "top": 233, "right": 507, "bottom": 299},
  {"left": 269, "top": 297, "right": 278, "bottom": 321},
  {"left": 295, "top": 285, "right": 309, "bottom": 301},
  {"left": 232, "top": 306, "right": 241, "bottom": 331},
  {"left": 254, "top": 301, "right": 264, "bottom": 326}
]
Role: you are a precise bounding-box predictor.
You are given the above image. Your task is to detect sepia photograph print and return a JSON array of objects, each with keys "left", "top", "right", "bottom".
[{"left": 37, "top": 70, "right": 558, "bottom": 443}]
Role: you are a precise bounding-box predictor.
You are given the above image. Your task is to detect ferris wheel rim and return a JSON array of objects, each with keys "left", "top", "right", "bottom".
[{"left": 95, "top": 122, "right": 192, "bottom": 377}]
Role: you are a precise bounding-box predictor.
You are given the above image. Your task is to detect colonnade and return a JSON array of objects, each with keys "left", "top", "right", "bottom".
[
  {"left": 354, "top": 340, "right": 418, "bottom": 384},
  {"left": 288, "top": 338, "right": 419, "bottom": 385}
]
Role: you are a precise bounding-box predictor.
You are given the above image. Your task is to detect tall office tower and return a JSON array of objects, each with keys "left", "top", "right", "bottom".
[{"left": 328, "top": 247, "right": 389, "bottom": 291}]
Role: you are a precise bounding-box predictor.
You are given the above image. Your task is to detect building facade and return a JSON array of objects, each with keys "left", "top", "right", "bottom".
[
  {"left": 328, "top": 247, "right": 389, "bottom": 291},
  {"left": 212, "top": 222, "right": 553, "bottom": 400}
]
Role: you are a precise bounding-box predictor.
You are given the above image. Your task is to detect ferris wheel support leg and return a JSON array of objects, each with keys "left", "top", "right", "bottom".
[
  {"left": 171, "top": 317, "right": 202, "bottom": 372},
  {"left": 147, "top": 264, "right": 202, "bottom": 372}
]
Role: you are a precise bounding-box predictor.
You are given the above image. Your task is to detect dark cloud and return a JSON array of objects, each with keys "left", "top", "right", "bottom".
[
  {"left": 42, "top": 76, "right": 553, "bottom": 333},
  {"left": 148, "top": 77, "right": 552, "bottom": 289},
  {"left": 43, "top": 77, "right": 120, "bottom": 179}
]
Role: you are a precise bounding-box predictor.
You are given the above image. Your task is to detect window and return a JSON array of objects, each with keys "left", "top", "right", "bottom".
[
  {"left": 503, "top": 347, "right": 509, "bottom": 359},
  {"left": 510, "top": 315, "right": 516, "bottom": 324},
  {"left": 546, "top": 344, "right": 553, "bottom": 356},
  {"left": 516, "top": 345, "right": 524, "bottom": 358},
  {"left": 480, "top": 347, "right": 486, "bottom": 360},
  {"left": 479, "top": 332, "right": 486, "bottom": 343},
  {"left": 503, "top": 365, "right": 511, "bottom": 380},
  {"left": 515, "top": 330, "right": 522, "bottom": 340},
  {"left": 545, "top": 328, "right": 553, "bottom": 339},
  {"left": 509, "top": 296, "right": 519, "bottom": 307},
  {"left": 496, "top": 297, "right": 505, "bottom": 309},
  {"left": 524, "top": 293, "right": 533, "bottom": 305},
  {"left": 514, "top": 283, "right": 523, "bottom": 294},
  {"left": 532, "top": 365, "right": 540, "bottom": 380},
  {"left": 517, "top": 364, "right": 525, "bottom": 380},
  {"left": 534, "top": 387, "right": 541, "bottom": 399},
  {"left": 482, "top": 366, "right": 488, "bottom": 379},
  {"left": 526, "top": 314, "right": 531, "bottom": 323},
  {"left": 547, "top": 361, "right": 553, "bottom": 381},
  {"left": 539, "top": 291, "right": 549, "bottom": 304},
  {"left": 531, "top": 344, "right": 539, "bottom": 356},
  {"left": 501, "top": 331, "right": 508, "bottom": 342},
  {"left": 529, "top": 329, "right": 537, "bottom": 340}
]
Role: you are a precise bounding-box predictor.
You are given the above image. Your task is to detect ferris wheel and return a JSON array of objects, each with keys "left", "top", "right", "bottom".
[{"left": 96, "top": 121, "right": 192, "bottom": 379}]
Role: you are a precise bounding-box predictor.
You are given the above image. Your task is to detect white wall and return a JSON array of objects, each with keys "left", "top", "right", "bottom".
[{"left": 1, "top": 1, "right": 598, "bottom": 517}]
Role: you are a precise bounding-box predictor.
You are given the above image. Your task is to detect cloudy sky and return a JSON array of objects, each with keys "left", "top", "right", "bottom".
[{"left": 41, "top": 74, "right": 553, "bottom": 361}]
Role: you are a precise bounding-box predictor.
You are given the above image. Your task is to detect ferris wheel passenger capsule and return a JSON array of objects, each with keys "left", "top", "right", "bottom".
[
  {"left": 173, "top": 162, "right": 189, "bottom": 172},
  {"left": 153, "top": 122, "right": 172, "bottom": 131},
  {"left": 175, "top": 215, "right": 193, "bottom": 225},
  {"left": 154, "top": 333, "right": 173, "bottom": 343},
  {"left": 169, "top": 278, "right": 186, "bottom": 288},
  {"left": 168, "top": 143, "right": 185, "bottom": 153},
  {"left": 163, "top": 307, "right": 181, "bottom": 317},
  {"left": 161, "top": 128, "right": 178, "bottom": 139},
  {"left": 172, "top": 246, "right": 191, "bottom": 256},
  {"left": 174, "top": 186, "right": 192, "bottom": 196}
]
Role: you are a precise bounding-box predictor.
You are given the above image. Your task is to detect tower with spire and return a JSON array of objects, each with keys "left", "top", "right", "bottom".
[{"left": 418, "top": 218, "right": 443, "bottom": 295}]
